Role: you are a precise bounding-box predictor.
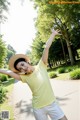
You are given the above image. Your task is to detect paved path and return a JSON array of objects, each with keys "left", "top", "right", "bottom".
[
  {"left": 51, "top": 79, "right": 80, "bottom": 120},
  {"left": 12, "top": 79, "right": 80, "bottom": 120}
]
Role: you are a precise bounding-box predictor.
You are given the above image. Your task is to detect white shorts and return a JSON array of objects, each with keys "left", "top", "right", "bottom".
[{"left": 33, "top": 102, "right": 64, "bottom": 120}]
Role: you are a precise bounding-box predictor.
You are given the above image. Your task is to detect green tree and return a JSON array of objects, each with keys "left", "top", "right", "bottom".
[
  {"left": 0, "top": 36, "right": 7, "bottom": 68},
  {"left": 31, "top": 33, "right": 44, "bottom": 64},
  {"left": 31, "top": 0, "right": 80, "bottom": 65},
  {"left": 0, "top": 0, "right": 10, "bottom": 23},
  {"left": 6, "top": 44, "right": 16, "bottom": 64}
]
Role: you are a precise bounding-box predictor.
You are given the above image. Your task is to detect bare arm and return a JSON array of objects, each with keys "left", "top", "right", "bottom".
[
  {"left": 42, "top": 29, "right": 60, "bottom": 65},
  {"left": 0, "top": 69, "right": 21, "bottom": 80}
]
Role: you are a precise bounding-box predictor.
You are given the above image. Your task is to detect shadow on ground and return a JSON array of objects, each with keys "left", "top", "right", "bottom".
[
  {"left": 56, "top": 96, "right": 70, "bottom": 106},
  {"left": 56, "top": 96, "right": 69, "bottom": 101},
  {"left": 15, "top": 99, "right": 34, "bottom": 116}
]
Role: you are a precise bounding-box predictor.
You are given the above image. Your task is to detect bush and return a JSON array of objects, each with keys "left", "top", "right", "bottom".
[
  {"left": 70, "top": 69, "right": 80, "bottom": 80},
  {"left": 49, "top": 72, "right": 57, "bottom": 78},
  {"left": 0, "top": 74, "right": 8, "bottom": 82},
  {"left": 65, "top": 67, "right": 73, "bottom": 73},
  {"left": 0, "top": 85, "right": 7, "bottom": 103},
  {"left": 58, "top": 68, "right": 65, "bottom": 73}
]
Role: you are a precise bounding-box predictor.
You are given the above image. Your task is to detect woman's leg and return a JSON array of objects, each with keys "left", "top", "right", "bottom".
[
  {"left": 33, "top": 108, "right": 48, "bottom": 120},
  {"left": 47, "top": 102, "right": 68, "bottom": 120}
]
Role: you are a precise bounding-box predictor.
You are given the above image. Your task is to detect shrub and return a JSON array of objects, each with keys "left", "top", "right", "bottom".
[
  {"left": 0, "top": 74, "right": 8, "bottom": 82},
  {"left": 0, "top": 85, "right": 7, "bottom": 103},
  {"left": 49, "top": 72, "right": 57, "bottom": 78},
  {"left": 65, "top": 67, "right": 73, "bottom": 73},
  {"left": 70, "top": 69, "right": 80, "bottom": 80},
  {"left": 58, "top": 68, "right": 65, "bottom": 73}
]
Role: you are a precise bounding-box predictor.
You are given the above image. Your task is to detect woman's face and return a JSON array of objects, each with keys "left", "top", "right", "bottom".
[{"left": 16, "top": 61, "right": 32, "bottom": 74}]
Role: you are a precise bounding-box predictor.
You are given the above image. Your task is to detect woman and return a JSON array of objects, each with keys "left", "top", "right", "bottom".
[{"left": 0, "top": 29, "right": 68, "bottom": 120}]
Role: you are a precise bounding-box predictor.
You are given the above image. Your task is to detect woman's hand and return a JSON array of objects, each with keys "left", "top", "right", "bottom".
[{"left": 51, "top": 29, "right": 61, "bottom": 36}]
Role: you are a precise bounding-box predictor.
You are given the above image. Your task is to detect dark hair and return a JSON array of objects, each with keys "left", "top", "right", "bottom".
[{"left": 14, "top": 58, "right": 26, "bottom": 71}]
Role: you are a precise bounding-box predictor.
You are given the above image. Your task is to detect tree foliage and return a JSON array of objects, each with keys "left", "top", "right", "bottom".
[
  {"left": 31, "top": 0, "right": 80, "bottom": 66},
  {"left": 6, "top": 44, "right": 16, "bottom": 64},
  {"left": 0, "top": 0, "right": 10, "bottom": 22},
  {"left": 0, "top": 36, "right": 7, "bottom": 68},
  {"left": 31, "top": 33, "right": 44, "bottom": 64}
]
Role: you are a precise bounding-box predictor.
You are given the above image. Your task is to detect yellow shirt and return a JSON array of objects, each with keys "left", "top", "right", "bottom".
[{"left": 20, "top": 59, "right": 56, "bottom": 108}]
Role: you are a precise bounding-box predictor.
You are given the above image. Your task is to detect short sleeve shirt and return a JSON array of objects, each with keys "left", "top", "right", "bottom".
[{"left": 20, "top": 59, "right": 56, "bottom": 108}]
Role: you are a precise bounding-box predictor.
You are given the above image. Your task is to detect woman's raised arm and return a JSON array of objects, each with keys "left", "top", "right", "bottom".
[
  {"left": 42, "top": 29, "right": 60, "bottom": 65},
  {"left": 0, "top": 69, "right": 21, "bottom": 80}
]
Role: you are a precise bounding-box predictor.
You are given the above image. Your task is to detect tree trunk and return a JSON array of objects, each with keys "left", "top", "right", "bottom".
[
  {"left": 62, "top": 23, "right": 75, "bottom": 65},
  {"left": 54, "top": 17, "right": 75, "bottom": 65},
  {"left": 65, "top": 36, "right": 75, "bottom": 65},
  {"left": 48, "top": 58, "right": 52, "bottom": 69},
  {"left": 60, "top": 38, "right": 67, "bottom": 65}
]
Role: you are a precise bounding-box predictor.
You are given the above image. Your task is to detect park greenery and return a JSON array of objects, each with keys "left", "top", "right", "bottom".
[
  {"left": 31, "top": 0, "right": 80, "bottom": 66},
  {"left": 0, "top": 36, "right": 7, "bottom": 68},
  {"left": 0, "top": 1, "right": 15, "bottom": 117},
  {"left": 0, "top": 0, "right": 80, "bottom": 119},
  {"left": 0, "top": 0, "right": 10, "bottom": 23},
  {"left": 0, "top": 0, "right": 80, "bottom": 74}
]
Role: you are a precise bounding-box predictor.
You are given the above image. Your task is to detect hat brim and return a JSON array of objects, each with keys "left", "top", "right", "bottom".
[{"left": 8, "top": 54, "right": 30, "bottom": 73}]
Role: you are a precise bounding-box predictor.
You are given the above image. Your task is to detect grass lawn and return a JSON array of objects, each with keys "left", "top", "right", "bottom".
[{"left": 0, "top": 78, "right": 15, "bottom": 120}]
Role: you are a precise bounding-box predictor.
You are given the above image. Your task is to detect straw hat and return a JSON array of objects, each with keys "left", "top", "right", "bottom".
[{"left": 8, "top": 54, "right": 30, "bottom": 73}]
